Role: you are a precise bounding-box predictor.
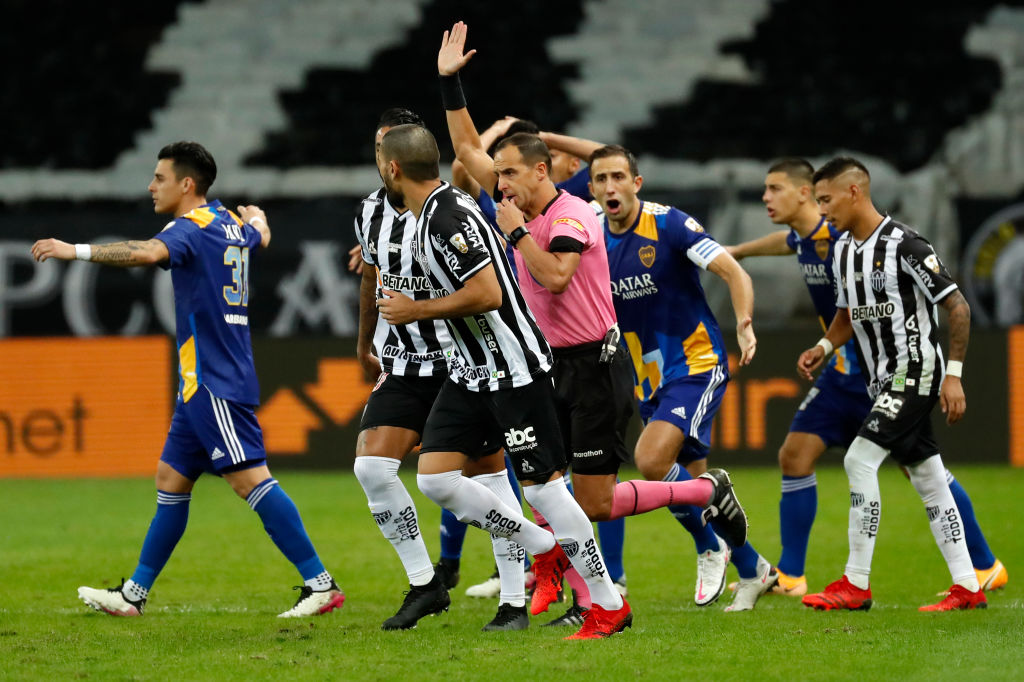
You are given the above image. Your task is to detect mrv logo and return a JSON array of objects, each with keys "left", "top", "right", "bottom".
[{"left": 851, "top": 301, "right": 895, "bottom": 321}]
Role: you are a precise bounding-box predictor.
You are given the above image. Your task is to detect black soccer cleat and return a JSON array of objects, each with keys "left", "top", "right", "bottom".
[
  {"left": 381, "top": 577, "right": 451, "bottom": 630},
  {"left": 481, "top": 603, "right": 529, "bottom": 631},
  {"left": 699, "top": 468, "right": 749, "bottom": 548},
  {"left": 542, "top": 590, "right": 585, "bottom": 627},
  {"left": 433, "top": 558, "right": 460, "bottom": 591}
]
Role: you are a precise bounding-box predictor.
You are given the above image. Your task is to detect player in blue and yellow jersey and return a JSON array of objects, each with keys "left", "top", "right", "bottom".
[
  {"left": 727, "top": 157, "right": 1007, "bottom": 597},
  {"left": 32, "top": 141, "right": 345, "bottom": 619},
  {"left": 587, "top": 144, "right": 777, "bottom": 612}
]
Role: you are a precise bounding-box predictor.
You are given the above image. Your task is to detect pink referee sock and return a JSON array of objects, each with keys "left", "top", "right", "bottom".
[
  {"left": 609, "top": 479, "right": 713, "bottom": 520},
  {"left": 531, "top": 504, "right": 592, "bottom": 609}
]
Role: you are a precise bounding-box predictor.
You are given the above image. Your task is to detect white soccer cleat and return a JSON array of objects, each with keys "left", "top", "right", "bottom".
[
  {"left": 78, "top": 584, "right": 144, "bottom": 616},
  {"left": 725, "top": 556, "right": 779, "bottom": 612},
  {"left": 613, "top": 576, "right": 628, "bottom": 597},
  {"left": 465, "top": 570, "right": 501, "bottom": 598},
  {"left": 695, "top": 537, "right": 730, "bottom": 606},
  {"left": 277, "top": 583, "right": 345, "bottom": 618}
]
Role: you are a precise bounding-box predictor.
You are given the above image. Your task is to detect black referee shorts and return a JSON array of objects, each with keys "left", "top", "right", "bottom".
[
  {"left": 420, "top": 375, "right": 566, "bottom": 483},
  {"left": 856, "top": 388, "right": 940, "bottom": 466},
  {"left": 359, "top": 372, "right": 447, "bottom": 435},
  {"left": 552, "top": 342, "right": 635, "bottom": 476}
]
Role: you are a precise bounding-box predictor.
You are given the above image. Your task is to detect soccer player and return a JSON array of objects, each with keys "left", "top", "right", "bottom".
[
  {"left": 32, "top": 142, "right": 344, "bottom": 618},
  {"left": 440, "top": 23, "right": 715, "bottom": 620},
  {"left": 799, "top": 157, "right": 987, "bottom": 611},
  {"left": 353, "top": 108, "right": 528, "bottom": 631},
  {"left": 727, "top": 158, "right": 1007, "bottom": 597}
]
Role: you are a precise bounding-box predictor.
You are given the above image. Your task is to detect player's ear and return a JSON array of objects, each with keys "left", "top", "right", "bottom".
[
  {"left": 181, "top": 175, "right": 194, "bottom": 195},
  {"left": 633, "top": 174, "right": 644, "bottom": 192}
]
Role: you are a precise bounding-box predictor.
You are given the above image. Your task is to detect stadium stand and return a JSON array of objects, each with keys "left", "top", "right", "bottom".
[
  {"left": 621, "top": 0, "right": 1016, "bottom": 172},
  {"left": 0, "top": 2, "right": 194, "bottom": 169}
]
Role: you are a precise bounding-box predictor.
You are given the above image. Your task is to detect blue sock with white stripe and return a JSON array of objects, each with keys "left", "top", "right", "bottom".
[
  {"left": 247, "top": 478, "right": 326, "bottom": 582},
  {"left": 947, "top": 470, "right": 996, "bottom": 570},
  {"left": 778, "top": 474, "right": 817, "bottom": 577},
  {"left": 130, "top": 490, "right": 191, "bottom": 593},
  {"left": 664, "top": 463, "right": 719, "bottom": 554}
]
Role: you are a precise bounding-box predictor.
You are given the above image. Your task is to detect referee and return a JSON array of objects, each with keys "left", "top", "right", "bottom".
[{"left": 799, "top": 157, "right": 986, "bottom": 612}]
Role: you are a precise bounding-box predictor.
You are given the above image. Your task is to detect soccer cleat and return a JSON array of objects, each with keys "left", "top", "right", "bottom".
[
  {"left": 698, "top": 469, "right": 748, "bottom": 548},
  {"left": 802, "top": 575, "right": 872, "bottom": 611},
  {"left": 543, "top": 590, "right": 586, "bottom": 627},
  {"left": 381, "top": 578, "right": 451, "bottom": 630},
  {"left": 433, "top": 559, "right": 460, "bottom": 591},
  {"left": 78, "top": 580, "right": 144, "bottom": 617},
  {"left": 481, "top": 603, "right": 529, "bottom": 631},
  {"left": 920, "top": 584, "right": 987, "bottom": 612},
  {"left": 465, "top": 569, "right": 500, "bottom": 598},
  {"left": 694, "top": 539, "right": 730, "bottom": 606},
  {"left": 613, "top": 576, "right": 628, "bottom": 597},
  {"left": 767, "top": 569, "right": 807, "bottom": 597},
  {"left": 564, "top": 598, "right": 633, "bottom": 640},
  {"left": 530, "top": 543, "right": 571, "bottom": 615},
  {"left": 277, "top": 581, "right": 345, "bottom": 618},
  {"left": 978, "top": 559, "right": 1008, "bottom": 592},
  {"left": 725, "top": 557, "right": 778, "bottom": 612}
]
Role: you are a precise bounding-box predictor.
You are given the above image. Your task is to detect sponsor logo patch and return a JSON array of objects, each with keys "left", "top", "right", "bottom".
[
  {"left": 553, "top": 217, "right": 587, "bottom": 234},
  {"left": 450, "top": 232, "right": 469, "bottom": 254}
]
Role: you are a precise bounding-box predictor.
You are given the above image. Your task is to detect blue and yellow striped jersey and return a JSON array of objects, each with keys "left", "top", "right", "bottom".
[
  {"left": 785, "top": 219, "right": 864, "bottom": 391},
  {"left": 154, "top": 200, "right": 262, "bottom": 405},
  {"left": 605, "top": 201, "right": 727, "bottom": 402}
]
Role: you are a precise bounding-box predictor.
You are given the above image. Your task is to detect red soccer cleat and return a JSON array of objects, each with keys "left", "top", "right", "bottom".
[
  {"left": 564, "top": 598, "right": 633, "bottom": 640},
  {"left": 802, "top": 575, "right": 872, "bottom": 611},
  {"left": 530, "top": 543, "right": 570, "bottom": 615},
  {"left": 920, "top": 584, "right": 987, "bottom": 612}
]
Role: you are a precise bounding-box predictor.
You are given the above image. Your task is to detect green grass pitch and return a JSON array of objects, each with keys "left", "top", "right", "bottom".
[{"left": 1, "top": 465, "right": 1021, "bottom": 681}]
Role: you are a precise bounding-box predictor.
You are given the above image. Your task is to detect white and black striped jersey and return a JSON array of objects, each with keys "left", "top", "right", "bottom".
[
  {"left": 414, "top": 182, "right": 553, "bottom": 392},
  {"left": 832, "top": 216, "right": 958, "bottom": 399},
  {"left": 354, "top": 187, "right": 450, "bottom": 377}
]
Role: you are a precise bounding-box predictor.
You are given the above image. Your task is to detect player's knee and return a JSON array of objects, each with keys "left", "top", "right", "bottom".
[
  {"left": 778, "top": 443, "right": 814, "bottom": 477},
  {"left": 416, "top": 470, "right": 461, "bottom": 509},
  {"left": 577, "top": 496, "right": 612, "bottom": 522},
  {"left": 353, "top": 456, "right": 398, "bottom": 496},
  {"left": 844, "top": 436, "right": 887, "bottom": 479}
]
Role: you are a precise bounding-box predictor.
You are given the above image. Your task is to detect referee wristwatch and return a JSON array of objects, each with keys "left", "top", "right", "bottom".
[{"left": 507, "top": 226, "right": 530, "bottom": 248}]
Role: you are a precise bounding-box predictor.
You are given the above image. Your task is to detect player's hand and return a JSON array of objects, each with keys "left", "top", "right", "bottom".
[
  {"left": 487, "top": 116, "right": 519, "bottom": 138},
  {"left": 237, "top": 204, "right": 267, "bottom": 227},
  {"left": 940, "top": 375, "right": 966, "bottom": 425},
  {"left": 725, "top": 245, "right": 743, "bottom": 260},
  {"left": 797, "top": 346, "right": 825, "bottom": 380},
  {"left": 736, "top": 317, "right": 757, "bottom": 366},
  {"left": 347, "top": 244, "right": 364, "bottom": 275},
  {"left": 31, "top": 238, "right": 75, "bottom": 262},
  {"left": 496, "top": 198, "right": 525, "bottom": 235},
  {"left": 438, "top": 21, "right": 476, "bottom": 76},
  {"left": 377, "top": 289, "right": 419, "bottom": 325}
]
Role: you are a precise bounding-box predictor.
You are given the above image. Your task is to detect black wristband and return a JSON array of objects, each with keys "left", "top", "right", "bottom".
[
  {"left": 507, "top": 226, "right": 530, "bottom": 247},
  {"left": 439, "top": 73, "right": 467, "bottom": 110}
]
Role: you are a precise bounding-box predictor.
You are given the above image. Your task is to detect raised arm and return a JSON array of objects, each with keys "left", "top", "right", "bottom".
[
  {"left": 726, "top": 230, "right": 793, "bottom": 260},
  {"left": 31, "top": 238, "right": 169, "bottom": 267},
  {"left": 939, "top": 290, "right": 970, "bottom": 425},
  {"left": 538, "top": 131, "right": 604, "bottom": 163},
  {"left": 707, "top": 252, "right": 757, "bottom": 366},
  {"left": 438, "top": 22, "right": 497, "bottom": 194},
  {"left": 237, "top": 204, "right": 271, "bottom": 248}
]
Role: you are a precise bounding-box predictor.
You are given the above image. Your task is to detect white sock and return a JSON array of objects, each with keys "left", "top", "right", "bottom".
[
  {"left": 304, "top": 570, "right": 333, "bottom": 591},
  {"left": 122, "top": 579, "right": 148, "bottom": 602},
  {"left": 843, "top": 437, "right": 888, "bottom": 590},
  {"left": 906, "top": 455, "right": 980, "bottom": 591},
  {"left": 473, "top": 472, "right": 526, "bottom": 607},
  {"left": 417, "top": 470, "right": 556, "bottom": 554},
  {"left": 354, "top": 456, "right": 433, "bottom": 586},
  {"left": 524, "top": 477, "right": 623, "bottom": 611}
]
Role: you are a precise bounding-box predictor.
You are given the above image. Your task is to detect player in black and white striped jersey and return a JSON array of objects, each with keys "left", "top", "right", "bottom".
[
  {"left": 352, "top": 109, "right": 527, "bottom": 632},
  {"left": 798, "top": 157, "right": 986, "bottom": 611},
  {"left": 376, "top": 123, "right": 633, "bottom": 639}
]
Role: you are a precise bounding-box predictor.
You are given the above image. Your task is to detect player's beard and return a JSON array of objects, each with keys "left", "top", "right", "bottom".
[{"left": 381, "top": 173, "right": 406, "bottom": 209}]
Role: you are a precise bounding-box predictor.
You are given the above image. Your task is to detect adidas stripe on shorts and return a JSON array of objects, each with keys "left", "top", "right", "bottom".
[{"left": 638, "top": 365, "right": 729, "bottom": 464}]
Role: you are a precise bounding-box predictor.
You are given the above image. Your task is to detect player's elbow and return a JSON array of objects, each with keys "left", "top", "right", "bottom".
[
  {"left": 544, "top": 274, "right": 572, "bottom": 294},
  {"left": 481, "top": 288, "right": 503, "bottom": 311}
]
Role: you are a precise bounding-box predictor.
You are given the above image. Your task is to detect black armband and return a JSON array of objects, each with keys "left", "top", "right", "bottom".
[
  {"left": 507, "top": 226, "right": 530, "bottom": 247},
  {"left": 548, "top": 236, "right": 585, "bottom": 254},
  {"left": 439, "top": 73, "right": 467, "bottom": 110}
]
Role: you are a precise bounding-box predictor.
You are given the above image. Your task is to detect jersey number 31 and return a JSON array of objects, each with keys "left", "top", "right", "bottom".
[{"left": 223, "top": 246, "right": 250, "bottom": 306}]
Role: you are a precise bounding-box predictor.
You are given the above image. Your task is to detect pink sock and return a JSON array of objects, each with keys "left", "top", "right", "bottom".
[
  {"left": 531, "top": 506, "right": 592, "bottom": 608},
  {"left": 609, "top": 479, "right": 713, "bottom": 520}
]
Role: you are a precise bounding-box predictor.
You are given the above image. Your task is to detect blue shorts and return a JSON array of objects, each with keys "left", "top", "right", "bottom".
[
  {"left": 789, "top": 368, "right": 874, "bottom": 448},
  {"left": 639, "top": 365, "right": 728, "bottom": 463},
  {"left": 160, "top": 385, "right": 267, "bottom": 480}
]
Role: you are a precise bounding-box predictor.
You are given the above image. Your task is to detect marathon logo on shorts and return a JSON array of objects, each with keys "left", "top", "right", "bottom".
[
  {"left": 373, "top": 510, "right": 392, "bottom": 526},
  {"left": 873, "top": 392, "right": 904, "bottom": 420},
  {"left": 851, "top": 301, "right": 895, "bottom": 321},
  {"left": 484, "top": 509, "right": 523, "bottom": 537},
  {"left": 573, "top": 448, "right": 603, "bottom": 459},
  {"left": 504, "top": 426, "right": 538, "bottom": 453}
]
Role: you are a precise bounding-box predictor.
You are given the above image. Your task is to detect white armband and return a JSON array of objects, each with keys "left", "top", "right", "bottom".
[
  {"left": 75, "top": 244, "right": 92, "bottom": 261},
  {"left": 815, "top": 337, "right": 834, "bottom": 356},
  {"left": 946, "top": 360, "right": 963, "bottom": 378}
]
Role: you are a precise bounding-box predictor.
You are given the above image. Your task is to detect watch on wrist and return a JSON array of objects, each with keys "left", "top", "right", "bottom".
[{"left": 507, "top": 226, "right": 530, "bottom": 247}]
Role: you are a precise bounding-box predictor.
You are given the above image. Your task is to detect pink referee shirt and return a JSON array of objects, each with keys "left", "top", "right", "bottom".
[{"left": 515, "top": 190, "right": 617, "bottom": 348}]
